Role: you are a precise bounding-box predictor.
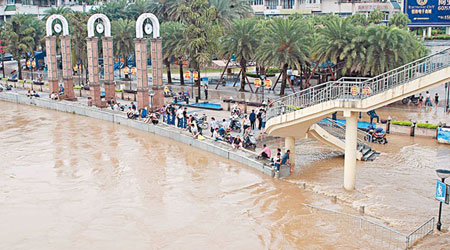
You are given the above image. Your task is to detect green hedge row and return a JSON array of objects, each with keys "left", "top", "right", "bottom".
[
  {"left": 425, "top": 35, "right": 450, "bottom": 40},
  {"left": 392, "top": 120, "right": 438, "bottom": 129}
]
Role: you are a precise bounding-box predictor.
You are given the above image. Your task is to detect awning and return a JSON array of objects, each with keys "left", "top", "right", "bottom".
[{"left": 391, "top": 0, "right": 401, "bottom": 9}]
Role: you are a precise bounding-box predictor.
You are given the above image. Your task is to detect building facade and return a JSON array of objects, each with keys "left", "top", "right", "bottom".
[
  {"left": 0, "top": 0, "right": 97, "bottom": 22},
  {"left": 250, "top": 0, "right": 402, "bottom": 22}
]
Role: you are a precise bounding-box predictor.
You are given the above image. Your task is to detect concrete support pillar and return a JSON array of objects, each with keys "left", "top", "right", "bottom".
[
  {"left": 285, "top": 136, "right": 295, "bottom": 168},
  {"left": 86, "top": 37, "right": 103, "bottom": 107},
  {"left": 446, "top": 27, "right": 450, "bottom": 35},
  {"left": 343, "top": 111, "right": 358, "bottom": 191},
  {"left": 45, "top": 36, "right": 58, "bottom": 97},
  {"left": 102, "top": 36, "right": 115, "bottom": 103},
  {"left": 135, "top": 38, "right": 149, "bottom": 110},
  {"left": 427, "top": 27, "right": 432, "bottom": 37},
  {"left": 60, "top": 35, "right": 76, "bottom": 101},
  {"left": 151, "top": 37, "right": 164, "bottom": 110}
]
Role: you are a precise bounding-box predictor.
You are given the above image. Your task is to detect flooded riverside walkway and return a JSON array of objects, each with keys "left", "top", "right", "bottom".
[{"left": 0, "top": 101, "right": 393, "bottom": 250}]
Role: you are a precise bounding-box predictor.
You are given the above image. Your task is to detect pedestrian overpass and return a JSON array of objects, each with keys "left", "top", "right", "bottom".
[{"left": 266, "top": 48, "right": 450, "bottom": 190}]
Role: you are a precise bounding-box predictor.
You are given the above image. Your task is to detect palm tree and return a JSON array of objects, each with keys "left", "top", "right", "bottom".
[
  {"left": 220, "top": 18, "right": 260, "bottom": 91},
  {"left": 126, "top": 0, "right": 151, "bottom": 20},
  {"left": 67, "top": 12, "right": 89, "bottom": 84},
  {"left": 44, "top": 6, "right": 73, "bottom": 18},
  {"left": 148, "top": 0, "right": 184, "bottom": 22},
  {"left": 3, "top": 14, "right": 36, "bottom": 80},
  {"left": 368, "top": 9, "right": 385, "bottom": 25},
  {"left": 256, "top": 18, "right": 310, "bottom": 95},
  {"left": 91, "top": 0, "right": 129, "bottom": 20},
  {"left": 178, "top": 0, "right": 218, "bottom": 97},
  {"left": 161, "top": 21, "right": 186, "bottom": 84},
  {"left": 388, "top": 12, "right": 410, "bottom": 29},
  {"left": 112, "top": 18, "right": 136, "bottom": 79},
  {"left": 209, "top": 0, "right": 252, "bottom": 27}
]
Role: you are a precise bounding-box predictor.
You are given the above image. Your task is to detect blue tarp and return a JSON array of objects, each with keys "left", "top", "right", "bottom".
[{"left": 437, "top": 127, "right": 450, "bottom": 144}]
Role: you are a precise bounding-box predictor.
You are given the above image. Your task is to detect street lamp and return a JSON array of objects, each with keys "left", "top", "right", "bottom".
[
  {"left": 261, "top": 74, "right": 266, "bottom": 104},
  {"left": 436, "top": 169, "right": 450, "bottom": 231}
]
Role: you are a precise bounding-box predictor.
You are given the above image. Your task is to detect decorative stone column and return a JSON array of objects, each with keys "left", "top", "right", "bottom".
[
  {"left": 60, "top": 35, "right": 76, "bottom": 100},
  {"left": 151, "top": 37, "right": 164, "bottom": 110},
  {"left": 86, "top": 37, "right": 102, "bottom": 107},
  {"left": 102, "top": 36, "right": 116, "bottom": 103},
  {"left": 45, "top": 36, "right": 58, "bottom": 97},
  {"left": 135, "top": 38, "right": 149, "bottom": 110}
]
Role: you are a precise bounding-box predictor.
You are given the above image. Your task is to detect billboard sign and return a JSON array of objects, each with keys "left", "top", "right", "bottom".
[{"left": 404, "top": 0, "right": 450, "bottom": 26}]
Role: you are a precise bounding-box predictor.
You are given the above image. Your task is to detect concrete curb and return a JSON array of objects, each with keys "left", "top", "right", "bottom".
[{"left": 0, "top": 91, "right": 288, "bottom": 178}]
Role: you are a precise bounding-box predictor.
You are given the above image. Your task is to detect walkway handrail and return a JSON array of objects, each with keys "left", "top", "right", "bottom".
[{"left": 267, "top": 48, "right": 450, "bottom": 121}]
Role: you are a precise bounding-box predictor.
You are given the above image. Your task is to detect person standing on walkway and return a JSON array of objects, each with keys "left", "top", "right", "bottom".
[
  {"left": 418, "top": 93, "right": 423, "bottom": 108},
  {"left": 177, "top": 106, "right": 184, "bottom": 128},
  {"left": 425, "top": 91, "right": 431, "bottom": 111},
  {"left": 434, "top": 93, "right": 439, "bottom": 108},
  {"left": 249, "top": 110, "right": 256, "bottom": 130},
  {"left": 257, "top": 109, "right": 263, "bottom": 130},
  {"left": 243, "top": 115, "right": 251, "bottom": 133},
  {"left": 204, "top": 85, "right": 208, "bottom": 100}
]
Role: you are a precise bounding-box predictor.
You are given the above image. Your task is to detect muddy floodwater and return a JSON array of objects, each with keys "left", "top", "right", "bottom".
[
  {"left": 0, "top": 101, "right": 380, "bottom": 250},
  {"left": 1, "top": 101, "right": 450, "bottom": 249}
]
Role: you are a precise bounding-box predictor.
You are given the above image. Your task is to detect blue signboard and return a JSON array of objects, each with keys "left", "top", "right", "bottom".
[
  {"left": 404, "top": 0, "right": 450, "bottom": 26},
  {"left": 435, "top": 180, "right": 448, "bottom": 203}
]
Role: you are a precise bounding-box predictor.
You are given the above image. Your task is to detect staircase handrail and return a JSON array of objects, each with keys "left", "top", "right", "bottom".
[{"left": 267, "top": 48, "right": 450, "bottom": 121}]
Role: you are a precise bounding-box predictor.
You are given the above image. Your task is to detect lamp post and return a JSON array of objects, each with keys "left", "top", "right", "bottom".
[
  {"left": 261, "top": 74, "right": 265, "bottom": 104},
  {"left": 436, "top": 169, "right": 450, "bottom": 231}
]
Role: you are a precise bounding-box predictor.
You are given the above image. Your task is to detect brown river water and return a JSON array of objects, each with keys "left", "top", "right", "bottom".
[{"left": 1, "top": 100, "right": 449, "bottom": 249}]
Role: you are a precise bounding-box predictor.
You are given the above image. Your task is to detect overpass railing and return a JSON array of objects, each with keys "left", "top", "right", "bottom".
[{"left": 267, "top": 48, "right": 450, "bottom": 121}]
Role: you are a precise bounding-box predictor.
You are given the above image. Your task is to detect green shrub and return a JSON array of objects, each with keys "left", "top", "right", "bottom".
[
  {"left": 417, "top": 123, "right": 438, "bottom": 129},
  {"left": 115, "top": 89, "right": 122, "bottom": 92},
  {"left": 18, "top": 80, "right": 25, "bottom": 83},
  {"left": 425, "top": 35, "right": 450, "bottom": 40},
  {"left": 287, "top": 105, "right": 302, "bottom": 111},
  {"left": 392, "top": 120, "right": 412, "bottom": 126},
  {"left": 73, "top": 86, "right": 82, "bottom": 89},
  {"left": 45, "top": 83, "right": 48, "bottom": 86},
  {"left": 1, "top": 78, "right": 8, "bottom": 81}
]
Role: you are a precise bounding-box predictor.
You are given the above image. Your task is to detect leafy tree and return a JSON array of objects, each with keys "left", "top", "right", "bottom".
[
  {"left": 256, "top": 18, "right": 310, "bottom": 95},
  {"left": 388, "top": 12, "right": 410, "bottom": 29},
  {"left": 178, "top": 0, "right": 218, "bottom": 97},
  {"left": 209, "top": 0, "right": 252, "bottom": 26},
  {"left": 112, "top": 18, "right": 136, "bottom": 78},
  {"left": 368, "top": 9, "right": 385, "bottom": 25},
  {"left": 161, "top": 21, "right": 186, "bottom": 84},
  {"left": 3, "top": 14, "right": 36, "bottom": 80},
  {"left": 220, "top": 18, "right": 260, "bottom": 91}
]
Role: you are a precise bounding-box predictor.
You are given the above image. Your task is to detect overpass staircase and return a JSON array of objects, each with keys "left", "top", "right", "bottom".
[{"left": 308, "top": 118, "right": 379, "bottom": 161}]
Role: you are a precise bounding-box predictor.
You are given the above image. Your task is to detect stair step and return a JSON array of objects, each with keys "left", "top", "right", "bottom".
[
  {"left": 367, "top": 152, "right": 380, "bottom": 161},
  {"left": 361, "top": 147, "right": 371, "bottom": 156}
]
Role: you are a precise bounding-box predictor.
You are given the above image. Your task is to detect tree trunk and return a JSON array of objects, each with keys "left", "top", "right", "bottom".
[
  {"left": 239, "top": 59, "right": 246, "bottom": 92},
  {"left": 17, "top": 57, "right": 22, "bottom": 80},
  {"left": 179, "top": 61, "right": 184, "bottom": 85},
  {"left": 280, "top": 64, "right": 288, "bottom": 96},
  {"left": 165, "top": 59, "right": 172, "bottom": 84},
  {"left": 196, "top": 68, "right": 201, "bottom": 99}
]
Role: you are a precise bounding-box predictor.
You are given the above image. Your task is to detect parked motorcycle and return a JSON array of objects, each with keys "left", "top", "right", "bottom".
[
  {"left": 229, "top": 117, "right": 242, "bottom": 133},
  {"left": 402, "top": 95, "right": 419, "bottom": 105},
  {"left": 243, "top": 133, "right": 257, "bottom": 150},
  {"left": 364, "top": 128, "right": 388, "bottom": 144}
]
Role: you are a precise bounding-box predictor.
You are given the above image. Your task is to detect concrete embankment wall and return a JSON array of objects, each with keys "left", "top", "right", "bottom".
[{"left": 0, "top": 91, "right": 284, "bottom": 177}]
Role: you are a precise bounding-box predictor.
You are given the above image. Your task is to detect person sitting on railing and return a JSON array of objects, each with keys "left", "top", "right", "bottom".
[
  {"left": 32, "top": 91, "right": 39, "bottom": 98},
  {"left": 232, "top": 135, "right": 243, "bottom": 149},
  {"left": 281, "top": 150, "right": 292, "bottom": 173},
  {"left": 212, "top": 128, "right": 222, "bottom": 141},
  {"left": 274, "top": 153, "right": 281, "bottom": 172},
  {"left": 191, "top": 123, "right": 199, "bottom": 139},
  {"left": 257, "top": 144, "right": 271, "bottom": 160},
  {"left": 26, "top": 89, "right": 32, "bottom": 98},
  {"left": 50, "top": 92, "right": 58, "bottom": 100}
]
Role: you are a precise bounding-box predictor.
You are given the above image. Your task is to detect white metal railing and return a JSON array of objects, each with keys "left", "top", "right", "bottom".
[
  {"left": 303, "top": 203, "right": 434, "bottom": 249},
  {"left": 268, "top": 48, "right": 450, "bottom": 120}
]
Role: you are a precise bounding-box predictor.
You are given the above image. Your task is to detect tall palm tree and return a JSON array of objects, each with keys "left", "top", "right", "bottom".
[
  {"left": 91, "top": 0, "right": 129, "bottom": 20},
  {"left": 112, "top": 18, "right": 136, "bottom": 79},
  {"left": 368, "top": 9, "right": 385, "bottom": 25},
  {"left": 148, "top": 0, "right": 184, "bottom": 22},
  {"left": 256, "top": 18, "right": 310, "bottom": 95},
  {"left": 388, "top": 12, "right": 410, "bottom": 29},
  {"left": 178, "top": 0, "right": 218, "bottom": 97},
  {"left": 209, "top": 0, "right": 252, "bottom": 26},
  {"left": 126, "top": 0, "right": 152, "bottom": 20},
  {"left": 67, "top": 12, "right": 89, "bottom": 83},
  {"left": 220, "top": 18, "right": 260, "bottom": 91},
  {"left": 44, "top": 6, "right": 73, "bottom": 18},
  {"left": 313, "top": 17, "right": 355, "bottom": 66},
  {"left": 3, "top": 14, "right": 36, "bottom": 80},
  {"left": 161, "top": 21, "right": 186, "bottom": 84}
]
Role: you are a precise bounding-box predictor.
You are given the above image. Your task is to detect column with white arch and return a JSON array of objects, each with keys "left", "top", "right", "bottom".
[
  {"left": 45, "top": 14, "right": 76, "bottom": 100},
  {"left": 135, "top": 13, "right": 163, "bottom": 110},
  {"left": 86, "top": 14, "right": 115, "bottom": 108}
]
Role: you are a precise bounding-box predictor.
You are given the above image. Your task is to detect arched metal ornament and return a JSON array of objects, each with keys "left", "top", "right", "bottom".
[
  {"left": 87, "top": 13, "right": 111, "bottom": 37},
  {"left": 46, "top": 14, "right": 69, "bottom": 36},
  {"left": 136, "top": 13, "right": 160, "bottom": 38}
]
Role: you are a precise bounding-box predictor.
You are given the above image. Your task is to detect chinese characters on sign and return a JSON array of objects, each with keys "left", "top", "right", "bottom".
[{"left": 404, "top": 0, "right": 450, "bottom": 26}]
